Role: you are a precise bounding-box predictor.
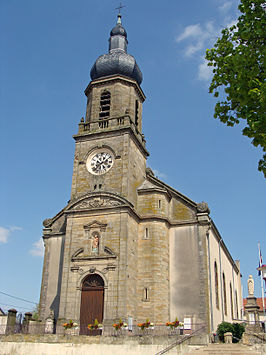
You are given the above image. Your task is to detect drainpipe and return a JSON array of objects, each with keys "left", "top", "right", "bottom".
[
  {"left": 219, "top": 238, "right": 224, "bottom": 321},
  {"left": 207, "top": 229, "right": 214, "bottom": 332},
  {"left": 232, "top": 264, "right": 236, "bottom": 319}
]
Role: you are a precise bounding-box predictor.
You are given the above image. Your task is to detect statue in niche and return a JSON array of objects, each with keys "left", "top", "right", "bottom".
[
  {"left": 91, "top": 233, "right": 99, "bottom": 254},
  {"left": 247, "top": 275, "right": 254, "bottom": 296}
]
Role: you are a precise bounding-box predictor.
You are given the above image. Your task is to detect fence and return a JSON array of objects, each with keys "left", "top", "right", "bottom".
[{"left": 0, "top": 316, "right": 205, "bottom": 338}]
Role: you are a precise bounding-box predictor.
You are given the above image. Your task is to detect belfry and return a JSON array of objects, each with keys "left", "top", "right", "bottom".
[{"left": 39, "top": 14, "right": 242, "bottom": 334}]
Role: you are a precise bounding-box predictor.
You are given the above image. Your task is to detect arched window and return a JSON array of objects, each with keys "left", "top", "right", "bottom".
[
  {"left": 223, "top": 273, "right": 227, "bottom": 315},
  {"left": 230, "top": 282, "right": 234, "bottom": 319},
  {"left": 99, "top": 90, "right": 111, "bottom": 127},
  {"left": 214, "top": 261, "right": 219, "bottom": 309}
]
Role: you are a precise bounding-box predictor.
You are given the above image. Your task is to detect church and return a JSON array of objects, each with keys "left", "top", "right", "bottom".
[{"left": 39, "top": 14, "right": 242, "bottom": 335}]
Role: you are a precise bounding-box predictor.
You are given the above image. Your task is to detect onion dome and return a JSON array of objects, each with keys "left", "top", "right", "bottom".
[
  {"left": 90, "top": 14, "right": 143, "bottom": 85},
  {"left": 110, "top": 16, "right": 127, "bottom": 38}
]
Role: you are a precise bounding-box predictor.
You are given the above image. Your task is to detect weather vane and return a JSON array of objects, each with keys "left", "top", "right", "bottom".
[{"left": 115, "top": 2, "right": 125, "bottom": 15}]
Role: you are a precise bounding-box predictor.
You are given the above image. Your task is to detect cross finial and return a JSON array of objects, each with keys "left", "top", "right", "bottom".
[{"left": 115, "top": 2, "right": 125, "bottom": 15}]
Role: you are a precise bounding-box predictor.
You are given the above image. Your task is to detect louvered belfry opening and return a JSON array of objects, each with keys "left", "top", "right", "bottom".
[
  {"left": 99, "top": 90, "right": 111, "bottom": 128},
  {"left": 79, "top": 274, "right": 104, "bottom": 335}
]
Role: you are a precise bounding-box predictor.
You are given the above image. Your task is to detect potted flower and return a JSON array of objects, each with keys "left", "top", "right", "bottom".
[
  {"left": 112, "top": 318, "right": 128, "bottom": 331},
  {"left": 166, "top": 318, "right": 184, "bottom": 333},
  {"left": 62, "top": 320, "right": 78, "bottom": 335},
  {"left": 166, "top": 317, "right": 180, "bottom": 329},
  {"left": 88, "top": 318, "right": 103, "bottom": 330},
  {"left": 137, "top": 319, "right": 154, "bottom": 331}
]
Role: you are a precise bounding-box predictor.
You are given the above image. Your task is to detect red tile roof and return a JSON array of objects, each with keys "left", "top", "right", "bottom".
[{"left": 243, "top": 297, "right": 266, "bottom": 312}]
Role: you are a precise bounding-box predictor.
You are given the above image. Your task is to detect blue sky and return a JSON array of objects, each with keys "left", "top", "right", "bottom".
[{"left": 0, "top": 0, "right": 265, "bottom": 315}]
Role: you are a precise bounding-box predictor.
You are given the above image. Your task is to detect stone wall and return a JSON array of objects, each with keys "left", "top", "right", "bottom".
[
  {"left": 0, "top": 334, "right": 209, "bottom": 355},
  {"left": 0, "top": 315, "right": 8, "bottom": 335}
]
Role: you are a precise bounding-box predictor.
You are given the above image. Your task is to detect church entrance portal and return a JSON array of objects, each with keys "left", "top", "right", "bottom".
[{"left": 79, "top": 274, "right": 104, "bottom": 335}]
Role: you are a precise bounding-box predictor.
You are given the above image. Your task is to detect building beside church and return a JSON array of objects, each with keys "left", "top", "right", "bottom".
[{"left": 39, "top": 14, "right": 242, "bottom": 334}]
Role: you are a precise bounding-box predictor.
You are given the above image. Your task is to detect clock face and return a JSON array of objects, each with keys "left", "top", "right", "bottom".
[{"left": 87, "top": 151, "right": 114, "bottom": 175}]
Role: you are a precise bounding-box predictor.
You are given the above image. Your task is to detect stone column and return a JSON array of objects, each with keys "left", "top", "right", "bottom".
[
  {"left": 24, "top": 312, "right": 32, "bottom": 322},
  {"left": 6, "top": 309, "right": 17, "bottom": 334},
  {"left": 245, "top": 296, "right": 260, "bottom": 331},
  {"left": 245, "top": 275, "right": 260, "bottom": 332},
  {"left": 22, "top": 312, "right": 32, "bottom": 333}
]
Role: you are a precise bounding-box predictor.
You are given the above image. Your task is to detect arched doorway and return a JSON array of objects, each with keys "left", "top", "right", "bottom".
[{"left": 79, "top": 274, "right": 104, "bottom": 335}]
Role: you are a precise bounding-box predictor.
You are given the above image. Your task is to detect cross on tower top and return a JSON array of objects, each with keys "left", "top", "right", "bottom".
[{"left": 115, "top": 2, "right": 125, "bottom": 15}]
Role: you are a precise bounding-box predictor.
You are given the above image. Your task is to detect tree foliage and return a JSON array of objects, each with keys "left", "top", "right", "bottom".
[
  {"left": 206, "top": 0, "right": 266, "bottom": 177},
  {"left": 217, "top": 321, "right": 245, "bottom": 343}
]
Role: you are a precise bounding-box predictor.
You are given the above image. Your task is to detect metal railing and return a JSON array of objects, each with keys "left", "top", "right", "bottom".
[
  {"left": 0, "top": 321, "right": 206, "bottom": 338},
  {"left": 155, "top": 324, "right": 207, "bottom": 355}
]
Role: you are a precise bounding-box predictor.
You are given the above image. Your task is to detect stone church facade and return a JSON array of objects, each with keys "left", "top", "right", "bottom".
[{"left": 39, "top": 14, "right": 242, "bottom": 334}]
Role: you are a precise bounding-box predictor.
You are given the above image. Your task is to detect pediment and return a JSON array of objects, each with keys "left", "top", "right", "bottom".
[
  {"left": 137, "top": 179, "right": 170, "bottom": 197},
  {"left": 83, "top": 220, "right": 107, "bottom": 231},
  {"left": 66, "top": 192, "right": 131, "bottom": 212},
  {"left": 71, "top": 246, "right": 116, "bottom": 261}
]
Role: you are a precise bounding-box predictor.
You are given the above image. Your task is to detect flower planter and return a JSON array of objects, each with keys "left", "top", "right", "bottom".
[{"left": 65, "top": 328, "right": 77, "bottom": 336}]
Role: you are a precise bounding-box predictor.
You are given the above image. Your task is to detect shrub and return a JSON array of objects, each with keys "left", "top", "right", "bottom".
[
  {"left": 232, "top": 322, "right": 245, "bottom": 343},
  {"left": 217, "top": 321, "right": 245, "bottom": 343},
  {"left": 217, "top": 322, "right": 234, "bottom": 342}
]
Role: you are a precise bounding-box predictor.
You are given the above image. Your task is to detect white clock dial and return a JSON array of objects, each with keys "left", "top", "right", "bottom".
[{"left": 87, "top": 151, "right": 114, "bottom": 175}]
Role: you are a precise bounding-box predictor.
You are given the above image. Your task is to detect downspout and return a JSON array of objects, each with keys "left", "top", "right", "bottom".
[
  {"left": 219, "top": 239, "right": 224, "bottom": 321},
  {"left": 207, "top": 229, "right": 214, "bottom": 332},
  {"left": 232, "top": 264, "right": 236, "bottom": 319}
]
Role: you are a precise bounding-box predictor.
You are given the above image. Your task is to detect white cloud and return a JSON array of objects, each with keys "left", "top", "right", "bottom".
[
  {"left": 198, "top": 57, "right": 213, "bottom": 81},
  {"left": 29, "top": 238, "right": 44, "bottom": 257},
  {"left": 176, "top": 24, "right": 203, "bottom": 42},
  {"left": 218, "top": 1, "right": 232, "bottom": 13},
  {"left": 176, "top": 10, "right": 238, "bottom": 80},
  {"left": 152, "top": 168, "right": 167, "bottom": 180},
  {"left": 0, "top": 225, "right": 22, "bottom": 243},
  {"left": 176, "top": 22, "right": 217, "bottom": 58},
  {"left": 0, "top": 227, "right": 10, "bottom": 243},
  {"left": 184, "top": 41, "right": 205, "bottom": 57}
]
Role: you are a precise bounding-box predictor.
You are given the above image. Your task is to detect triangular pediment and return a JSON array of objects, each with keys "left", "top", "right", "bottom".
[
  {"left": 138, "top": 179, "right": 167, "bottom": 192},
  {"left": 83, "top": 220, "right": 107, "bottom": 231},
  {"left": 137, "top": 179, "right": 171, "bottom": 200}
]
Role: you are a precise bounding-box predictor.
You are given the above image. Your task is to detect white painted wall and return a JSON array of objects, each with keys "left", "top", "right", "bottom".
[{"left": 208, "top": 229, "right": 242, "bottom": 331}]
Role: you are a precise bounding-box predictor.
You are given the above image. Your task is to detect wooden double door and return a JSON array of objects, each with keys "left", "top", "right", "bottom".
[{"left": 79, "top": 274, "right": 104, "bottom": 335}]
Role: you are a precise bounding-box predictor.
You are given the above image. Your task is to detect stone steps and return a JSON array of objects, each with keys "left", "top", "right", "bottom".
[{"left": 186, "top": 343, "right": 262, "bottom": 355}]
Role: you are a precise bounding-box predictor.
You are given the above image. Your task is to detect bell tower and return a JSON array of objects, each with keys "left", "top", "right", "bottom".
[{"left": 70, "top": 13, "right": 148, "bottom": 206}]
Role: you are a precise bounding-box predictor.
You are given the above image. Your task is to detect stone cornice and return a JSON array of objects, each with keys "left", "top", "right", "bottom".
[
  {"left": 84, "top": 75, "right": 146, "bottom": 102},
  {"left": 73, "top": 125, "right": 149, "bottom": 158}
]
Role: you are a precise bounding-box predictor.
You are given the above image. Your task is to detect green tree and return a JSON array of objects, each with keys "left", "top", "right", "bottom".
[{"left": 206, "top": 0, "right": 266, "bottom": 177}]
